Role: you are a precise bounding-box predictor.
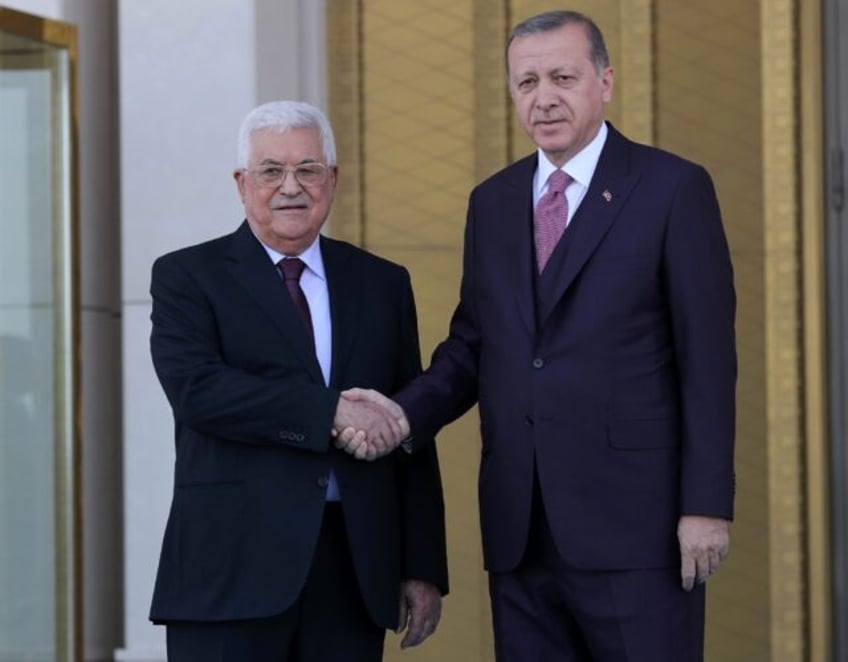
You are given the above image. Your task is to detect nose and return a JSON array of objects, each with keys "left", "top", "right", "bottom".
[
  {"left": 279, "top": 169, "right": 303, "bottom": 195},
  {"left": 535, "top": 80, "right": 559, "bottom": 110}
]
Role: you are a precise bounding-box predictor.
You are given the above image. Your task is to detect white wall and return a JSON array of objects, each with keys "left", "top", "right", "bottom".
[
  {"left": 3, "top": 0, "right": 61, "bottom": 19},
  {"left": 116, "top": 1, "right": 253, "bottom": 658},
  {"left": 116, "top": 1, "right": 326, "bottom": 660}
]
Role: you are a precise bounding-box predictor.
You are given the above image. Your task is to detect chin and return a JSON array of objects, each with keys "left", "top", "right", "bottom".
[
  {"left": 534, "top": 131, "right": 569, "bottom": 148},
  {"left": 271, "top": 215, "right": 307, "bottom": 230},
  {"left": 538, "top": 143, "right": 571, "bottom": 159}
]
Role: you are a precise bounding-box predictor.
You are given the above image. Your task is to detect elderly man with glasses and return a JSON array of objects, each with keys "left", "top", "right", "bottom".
[{"left": 147, "top": 100, "right": 448, "bottom": 662}]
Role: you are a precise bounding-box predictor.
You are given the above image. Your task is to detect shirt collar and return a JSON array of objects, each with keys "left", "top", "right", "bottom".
[
  {"left": 253, "top": 232, "right": 327, "bottom": 281},
  {"left": 535, "top": 120, "right": 609, "bottom": 191}
]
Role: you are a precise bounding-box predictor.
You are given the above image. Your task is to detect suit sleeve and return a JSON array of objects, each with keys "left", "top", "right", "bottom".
[
  {"left": 393, "top": 272, "right": 449, "bottom": 595},
  {"left": 149, "top": 253, "right": 339, "bottom": 452},
  {"left": 664, "top": 164, "right": 737, "bottom": 519},
  {"left": 394, "top": 195, "right": 482, "bottom": 445}
]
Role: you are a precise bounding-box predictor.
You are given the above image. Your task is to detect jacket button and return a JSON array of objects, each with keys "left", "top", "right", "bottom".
[
  {"left": 317, "top": 476, "right": 329, "bottom": 488},
  {"left": 532, "top": 357, "right": 544, "bottom": 368},
  {"left": 524, "top": 416, "right": 534, "bottom": 426}
]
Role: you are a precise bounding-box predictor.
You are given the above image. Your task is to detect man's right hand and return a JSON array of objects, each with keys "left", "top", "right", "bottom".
[
  {"left": 678, "top": 515, "right": 730, "bottom": 590},
  {"left": 332, "top": 389, "right": 408, "bottom": 460},
  {"left": 333, "top": 388, "right": 409, "bottom": 460}
]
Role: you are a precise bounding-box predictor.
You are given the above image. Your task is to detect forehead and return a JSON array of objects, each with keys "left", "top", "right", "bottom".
[
  {"left": 248, "top": 126, "right": 323, "bottom": 163},
  {"left": 507, "top": 23, "right": 593, "bottom": 75}
]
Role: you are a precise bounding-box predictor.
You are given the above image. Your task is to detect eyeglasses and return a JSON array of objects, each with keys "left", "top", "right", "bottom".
[{"left": 247, "top": 163, "right": 330, "bottom": 188}]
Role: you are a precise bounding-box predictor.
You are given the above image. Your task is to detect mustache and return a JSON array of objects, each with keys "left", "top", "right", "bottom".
[
  {"left": 272, "top": 197, "right": 309, "bottom": 209},
  {"left": 531, "top": 116, "right": 567, "bottom": 125}
]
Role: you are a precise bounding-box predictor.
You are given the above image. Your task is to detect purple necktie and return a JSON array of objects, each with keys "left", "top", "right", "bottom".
[
  {"left": 278, "top": 258, "right": 314, "bottom": 348},
  {"left": 534, "top": 169, "right": 571, "bottom": 273}
]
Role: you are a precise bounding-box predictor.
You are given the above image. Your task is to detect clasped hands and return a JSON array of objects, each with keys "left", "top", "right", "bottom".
[{"left": 332, "top": 388, "right": 408, "bottom": 460}]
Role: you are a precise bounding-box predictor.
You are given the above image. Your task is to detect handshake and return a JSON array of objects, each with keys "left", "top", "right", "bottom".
[{"left": 332, "top": 388, "right": 409, "bottom": 460}]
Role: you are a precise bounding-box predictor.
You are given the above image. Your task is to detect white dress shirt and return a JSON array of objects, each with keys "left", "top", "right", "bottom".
[
  {"left": 256, "top": 234, "right": 341, "bottom": 501},
  {"left": 533, "top": 120, "right": 609, "bottom": 226}
]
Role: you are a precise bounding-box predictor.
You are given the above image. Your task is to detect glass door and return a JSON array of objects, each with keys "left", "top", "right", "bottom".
[{"left": 0, "top": 7, "right": 80, "bottom": 662}]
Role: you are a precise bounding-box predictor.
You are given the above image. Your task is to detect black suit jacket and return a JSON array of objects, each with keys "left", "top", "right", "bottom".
[
  {"left": 397, "top": 123, "right": 736, "bottom": 573},
  {"left": 148, "top": 222, "right": 448, "bottom": 627}
]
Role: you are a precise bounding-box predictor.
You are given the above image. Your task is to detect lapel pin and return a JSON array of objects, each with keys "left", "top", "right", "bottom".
[{"left": 602, "top": 190, "right": 612, "bottom": 202}]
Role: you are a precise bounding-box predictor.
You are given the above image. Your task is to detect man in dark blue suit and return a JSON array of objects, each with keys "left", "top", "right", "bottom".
[
  {"left": 339, "top": 10, "right": 736, "bottom": 661},
  {"left": 148, "top": 101, "right": 448, "bottom": 661}
]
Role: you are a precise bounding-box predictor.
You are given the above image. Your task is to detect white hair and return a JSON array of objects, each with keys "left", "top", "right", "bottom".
[{"left": 236, "top": 100, "right": 337, "bottom": 168}]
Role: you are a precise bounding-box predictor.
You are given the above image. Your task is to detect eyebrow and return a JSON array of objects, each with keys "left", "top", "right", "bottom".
[
  {"left": 547, "top": 64, "right": 578, "bottom": 75},
  {"left": 257, "top": 157, "right": 321, "bottom": 165}
]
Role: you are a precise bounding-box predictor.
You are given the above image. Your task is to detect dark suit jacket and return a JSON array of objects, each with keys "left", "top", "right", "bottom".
[
  {"left": 397, "top": 123, "right": 736, "bottom": 573},
  {"left": 148, "top": 222, "right": 448, "bottom": 627}
]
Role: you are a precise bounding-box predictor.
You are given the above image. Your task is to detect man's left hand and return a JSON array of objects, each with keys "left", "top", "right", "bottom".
[
  {"left": 396, "top": 580, "right": 442, "bottom": 649},
  {"left": 678, "top": 515, "right": 730, "bottom": 591}
]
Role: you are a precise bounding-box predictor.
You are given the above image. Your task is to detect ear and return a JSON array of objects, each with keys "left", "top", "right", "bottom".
[
  {"left": 601, "top": 66, "right": 614, "bottom": 103},
  {"left": 233, "top": 169, "right": 247, "bottom": 201}
]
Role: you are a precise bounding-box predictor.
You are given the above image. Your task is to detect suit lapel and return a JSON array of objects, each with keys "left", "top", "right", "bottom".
[
  {"left": 537, "top": 125, "right": 641, "bottom": 325},
  {"left": 226, "top": 222, "right": 324, "bottom": 383},
  {"left": 501, "top": 155, "right": 538, "bottom": 336},
  {"left": 321, "top": 236, "right": 360, "bottom": 388}
]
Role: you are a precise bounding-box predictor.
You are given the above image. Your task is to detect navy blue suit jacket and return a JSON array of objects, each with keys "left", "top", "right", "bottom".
[
  {"left": 148, "top": 223, "right": 448, "bottom": 626},
  {"left": 397, "top": 123, "right": 736, "bottom": 573}
]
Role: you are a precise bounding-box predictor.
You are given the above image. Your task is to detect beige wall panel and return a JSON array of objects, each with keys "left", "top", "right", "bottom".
[
  {"left": 655, "top": 2, "right": 771, "bottom": 659},
  {"left": 362, "top": 2, "right": 477, "bottom": 251},
  {"left": 653, "top": 8, "right": 771, "bottom": 653},
  {"left": 655, "top": 2, "right": 764, "bottom": 257},
  {"left": 327, "top": 0, "right": 362, "bottom": 246},
  {"left": 371, "top": 246, "right": 464, "bottom": 357},
  {"left": 378, "top": 246, "right": 490, "bottom": 662},
  {"left": 472, "top": 4, "right": 510, "bottom": 183},
  {"left": 348, "top": 1, "right": 504, "bottom": 660},
  {"left": 656, "top": 0, "right": 800, "bottom": 662}
]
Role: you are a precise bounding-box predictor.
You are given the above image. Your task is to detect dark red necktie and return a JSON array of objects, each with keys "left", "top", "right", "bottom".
[{"left": 277, "top": 258, "right": 314, "bottom": 348}]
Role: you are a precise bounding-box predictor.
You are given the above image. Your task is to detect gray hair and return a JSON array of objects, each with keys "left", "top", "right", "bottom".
[
  {"left": 506, "top": 10, "right": 610, "bottom": 75},
  {"left": 236, "top": 100, "right": 337, "bottom": 168}
]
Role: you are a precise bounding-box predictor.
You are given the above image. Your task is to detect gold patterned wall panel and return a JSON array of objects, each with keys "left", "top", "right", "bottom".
[
  {"left": 330, "top": 1, "right": 505, "bottom": 660},
  {"left": 656, "top": 1, "right": 807, "bottom": 660},
  {"left": 362, "top": 2, "right": 476, "bottom": 251},
  {"left": 472, "top": 3, "right": 510, "bottom": 183},
  {"left": 326, "top": 0, "right": 362, "bottom": 246},
  {"left": 656, "top": 3, "right": 771, "bottom": 660}
]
